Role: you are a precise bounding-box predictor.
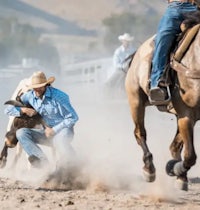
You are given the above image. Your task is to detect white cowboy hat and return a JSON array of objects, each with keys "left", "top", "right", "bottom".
[
  {"left": 29, "top": 71, "right": 55, "bottom": 89},
  {"left": 118, "top": 33, "right": 134, "bottom": 42}
]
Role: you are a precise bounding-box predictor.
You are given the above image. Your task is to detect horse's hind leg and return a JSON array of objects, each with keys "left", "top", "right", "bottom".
[
  {"left": 169, "top": 128, "right": 183, "bottom": 160},
  {"left": 127, "top": 91, "right": 156, "bottom": 182},
  {"left": 0, "top": 143, "right": 8, "bottom": 168},
  {"left": 166, "top": 116, "right": 196, "bottom": 191}
]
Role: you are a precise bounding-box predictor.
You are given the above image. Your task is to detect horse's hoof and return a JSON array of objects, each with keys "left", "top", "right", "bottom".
[
  {"left": 175, "top": 178, "right": 188, "bottom": 191},
  {"left": 143, "top": 169, "right": 156, "bottom": 182},
  {"left": 166, "top": 159, "right": 179, "bottom": 176}
]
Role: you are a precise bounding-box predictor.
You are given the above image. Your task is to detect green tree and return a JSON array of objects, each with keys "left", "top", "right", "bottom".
[{"left": 102, "top": 11, "right": 160, "bottom": 52}]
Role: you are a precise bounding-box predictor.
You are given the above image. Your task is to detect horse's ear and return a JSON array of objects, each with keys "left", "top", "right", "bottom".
[{"left": 4, "top": 100, "right": 25, "bottom": 107}]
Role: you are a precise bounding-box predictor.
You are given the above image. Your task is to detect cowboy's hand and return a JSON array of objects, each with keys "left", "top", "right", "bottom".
[
  {"left": 21, "top": 107, "right": 37, "bottom": 117},
  {"left": 45, "top": 126, "right": 55, "bottom": 138}
]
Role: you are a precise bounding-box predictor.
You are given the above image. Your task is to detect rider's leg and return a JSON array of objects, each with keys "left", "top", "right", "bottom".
[{"left": 149, "top": 2, "right": 196, "bottom": 101}]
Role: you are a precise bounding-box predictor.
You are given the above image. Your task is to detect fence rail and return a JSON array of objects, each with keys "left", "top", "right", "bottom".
[{"left": 61, "top": 57, "right": 113, "bottom": 86}]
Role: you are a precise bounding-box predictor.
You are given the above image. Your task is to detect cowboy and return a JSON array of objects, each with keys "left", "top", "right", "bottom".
[
  {"left": 4, "top": 71, "right": 79, "bottom": 171},
  {"left": 149, "top": 0, "right": 198, "bottom": 102},
  {"left": 105, "top": 33, "right": 136, "bottom": 94},
  {"left": 113, "top": 33, "right": 136, "bottom": 74}
]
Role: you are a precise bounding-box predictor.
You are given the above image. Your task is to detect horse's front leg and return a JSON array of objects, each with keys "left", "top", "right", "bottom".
[
  {"left": 134, "top": 123, "right": 156, "bottom": 182},
  {"left": 129, "top": 94, "right": 155, "bottom": 182},
  {"left": 0, "top": 143, "right": 8, "bottom": 168},
  {"left": 169, "top": 126, "right": 183, "bottom": 160}
]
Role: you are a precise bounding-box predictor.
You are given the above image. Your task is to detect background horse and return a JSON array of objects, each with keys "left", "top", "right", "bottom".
[{"left": 125, "top": 15, "right": 200, "bottom": 191}]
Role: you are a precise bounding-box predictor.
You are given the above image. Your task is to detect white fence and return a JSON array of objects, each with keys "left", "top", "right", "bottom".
[{"left": 61, "top": 57, "right": 113, "bottom": 86}]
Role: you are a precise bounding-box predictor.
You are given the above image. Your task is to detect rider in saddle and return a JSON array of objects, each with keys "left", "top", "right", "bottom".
[{"left": 149, "top": 0, "right": 200, "bottom": 103}]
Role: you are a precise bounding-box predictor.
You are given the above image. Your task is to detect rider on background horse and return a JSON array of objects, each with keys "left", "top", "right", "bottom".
[
  {"left": 149, "top": 0, "right": 200, "bottom": 103},
  {"left": 105, "top": 33, "right": 136, "bottom": 97}
]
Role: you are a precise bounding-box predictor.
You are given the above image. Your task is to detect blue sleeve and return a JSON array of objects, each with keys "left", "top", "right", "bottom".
[
  {"left": 4, "top": 105, "right": 21, "bottom": 117},
  {"left": 20, "top": 91, "right": 32, "bottom": 105},
  {"left": 52, "top": 92, "right": 79, "bottom": 134},
  {"left": 4, "top": 91, "right": 32, "bottom": 117}
]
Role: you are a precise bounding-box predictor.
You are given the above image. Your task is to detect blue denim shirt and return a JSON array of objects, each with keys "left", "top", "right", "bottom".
[{"left": 4, "top": 86, "right": 79, "bottom": 134}]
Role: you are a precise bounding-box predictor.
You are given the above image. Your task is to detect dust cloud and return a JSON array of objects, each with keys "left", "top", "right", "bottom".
[{"left": 0, "top": 72, "right": 200, "bottom": 199}]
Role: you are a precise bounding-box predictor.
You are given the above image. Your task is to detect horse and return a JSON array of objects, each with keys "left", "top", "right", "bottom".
[{"left": 125, "top": 13, "right": 200, "bottom": 191}]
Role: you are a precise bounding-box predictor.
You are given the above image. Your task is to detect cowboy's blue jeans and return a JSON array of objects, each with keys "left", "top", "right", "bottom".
[
  {"left": 150, "top": 2, "right": 197, "bottom": 88},
  {"left": 16, "top": 127, "right": 75, "bottom": 167}
]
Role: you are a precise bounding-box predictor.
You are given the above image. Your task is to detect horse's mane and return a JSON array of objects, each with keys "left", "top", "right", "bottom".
[{"left": 183, "top": 9, "right": 200, "bottom": 29}]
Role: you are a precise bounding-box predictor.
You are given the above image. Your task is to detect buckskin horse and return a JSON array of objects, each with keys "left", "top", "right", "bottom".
[{"left": 125, "top": 11, "right": 200, "bottom": 191}]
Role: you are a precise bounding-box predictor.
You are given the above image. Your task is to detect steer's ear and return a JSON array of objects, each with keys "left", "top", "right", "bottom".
[{"left": 4, "top": 100, "right": 25, "bottom": 107}]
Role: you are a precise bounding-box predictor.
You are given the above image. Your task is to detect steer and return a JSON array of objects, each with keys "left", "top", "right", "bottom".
[{"left": 0, "top": 99, "right": 45, "bottom": 168}]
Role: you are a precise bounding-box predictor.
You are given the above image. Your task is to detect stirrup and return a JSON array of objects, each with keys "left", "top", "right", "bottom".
[{"left": 149, "top": 86, "right": 171, "bottom": 105}]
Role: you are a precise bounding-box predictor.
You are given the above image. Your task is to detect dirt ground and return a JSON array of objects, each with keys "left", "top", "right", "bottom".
[
  {"left": 0, "top": 172, "right": 200, "bottom": 210},
  {"left": 1, "top": 79, "right": 200, "bottom": 210}
]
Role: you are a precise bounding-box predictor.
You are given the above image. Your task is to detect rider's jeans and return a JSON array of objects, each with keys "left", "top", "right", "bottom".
[
  {"left": 150, "top": 2, "right": 197, "bottom": 88},
  {"left": 16, "top": 127, "right": 75, "bottom": 167}
]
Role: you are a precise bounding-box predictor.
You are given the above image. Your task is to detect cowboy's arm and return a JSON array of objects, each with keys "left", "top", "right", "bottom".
[
  {"left": 121, "top": 47, "right": 136, "bottom": 70},
  {"left": 4, "top": 105, "right": 21, "bottom": 117},
  {"left": 51, "top": 94, "right": 79, "bottom": 134},
  {"left": 20, "top": 92, "right": 37, "bottom": 116},
  {"left": 4, "top": 91, "right": 36, "bottom": 117},
  {"left": 113, "top": 49, "right": 124, "bottom": 69}
]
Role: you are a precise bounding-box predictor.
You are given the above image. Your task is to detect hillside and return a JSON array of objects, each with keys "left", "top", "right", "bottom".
[
  {"left": 0, "top": 0, "right": 167, "bottom": 65},
  {"left": 19, "top": 0, "right": 166, "bottom": 31},
  {"left": 19, "top": 0, "right": 124, "bottom": 30}
]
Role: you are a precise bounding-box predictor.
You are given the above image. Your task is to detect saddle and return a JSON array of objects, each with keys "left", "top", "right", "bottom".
[{"left": 171, "top": 23, "right": 200, "bottom": 74}]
